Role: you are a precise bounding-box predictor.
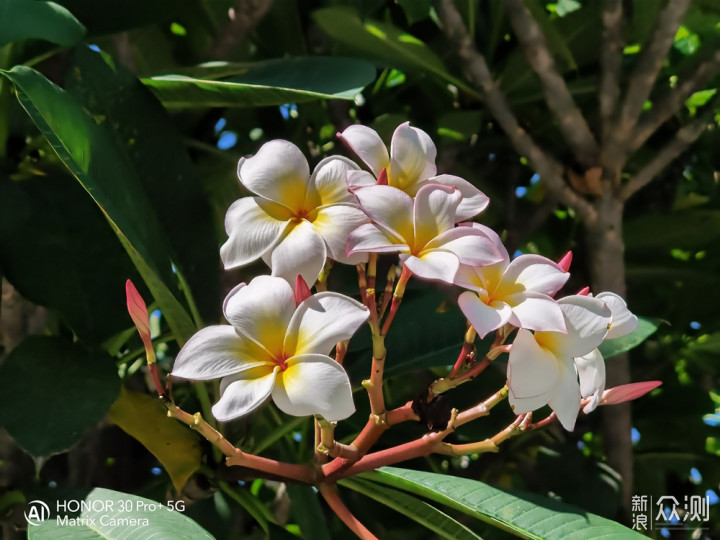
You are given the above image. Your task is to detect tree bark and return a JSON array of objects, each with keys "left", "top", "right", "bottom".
[{"left": 584, "top": 193, "right": 633, "bottom": 515}]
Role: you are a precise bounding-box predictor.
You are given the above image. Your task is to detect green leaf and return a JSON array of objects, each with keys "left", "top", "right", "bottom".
[
  {"left": 0, "top": 0, "right": 85, "bottom": 47},
  {"left": 0, "top": 172, "right": 139, "bottom": 343},
  {"left": 142, "top": 56, "right": 377, "bottom": 108},
  {"left": 28, "top": 487, "right": 213, "bottom": 539},
  {"left": 339, "top": 477, "right": 482, "bottom": 540},
  {"left": 66, "top": 47, "right": 219, "bottom": 323},
  {"left": 396, "top": 0, "right": 432, "bottom": 25},
  {"left": 108, "top": 388, "right": 202, "bottom": 492},
  {"left": 0, "top": 336, "right": 120, "bottom": 458},
  {"left": 625, "top": 210, "right": 720, "bottom": 251},
  {"left": 359, "top": 467, "right": 644, "bottom": 539},
  {"left": 1, "top": 65, "right": 196, "bottom": 344},
  {"left": 287, "top": 484, "right": 332, "bottom": 540},
  {"left": 312, "top": 7, "right": 479, "bottom": 98},
  {"left": 598, "top": 317, "right": 661, "bottom": 359}
]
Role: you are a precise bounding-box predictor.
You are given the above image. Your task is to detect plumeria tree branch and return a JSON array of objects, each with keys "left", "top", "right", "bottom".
[
  {"left": 504, "top": 0, "right": 599, "bottom": 167},
  {"left": 318, "top": 484, "right": 378, "bottom": 540},
  {"left": 599, "top": 0, "right": 624, "bottom": 150}
]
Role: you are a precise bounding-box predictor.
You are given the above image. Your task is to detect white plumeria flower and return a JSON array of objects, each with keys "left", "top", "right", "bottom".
[
  {"left": 347, "top": 183, "right": 503, "bottom": 284},
  {"left": 339, "top": 122, "right": 489, "bottom": 221},
  {"left": 455, "top": 227, "right": 569, "bottom": 338},
  {"left": 575, "top": 292, "right": 638, "bottom": 413},
  {"left": 171, "top": 276, "right": 369, "bottom": 422},
  {"left": 221, "top": 140, "right": 375, "bottom": 287},
  {"left": 507, "top": 295, "right": 612, "bottom": 431}
]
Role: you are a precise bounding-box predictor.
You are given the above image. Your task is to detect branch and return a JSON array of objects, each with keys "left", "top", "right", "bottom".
[
  {"left": 631, "top": 47, "right": 720, "bottom": 151},
  {"left": 504, "top": 0, "right": 599, "bottom": 167},
  {"left": 620, "top": 97, "right": 717, "bottom": 200},
  {"left": 615, "top": 0, "right": 692, "bottom": 138},
  {"left": 209, "top": 0, "right": 274, "bottom": 59},
  {"left": 598, "top": 0, "right": 624, "bottom": 147},
  {"left": 435, "top": 0, "right": 596, "bottom": 223},
  {"left": 318, "top": 484, "right": 378, "bottom": 540}
]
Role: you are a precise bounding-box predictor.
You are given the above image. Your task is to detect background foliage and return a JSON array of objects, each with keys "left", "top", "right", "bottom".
[{"left": 0, "top": 0, "right": 719, "bottom": 538}]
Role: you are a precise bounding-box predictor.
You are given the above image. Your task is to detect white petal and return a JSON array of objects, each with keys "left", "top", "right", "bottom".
[
  {"left": 224, "top": 276, "right": 296, "bottom": 359},
  {"left": 284, "top": 293, "right": 369, "bottom": 357},
  {"left": 506, "top": 292, "right": 566, "bottom": 333},
  {"left": 404, "top": 252, "right": 458, "bottom": 284},
  {"left": 238, "top": 140, "right": 315, "bottom": 212},
  {"left": 272, "top": 354, "right": 355, "bottom": 421},
  {"left": 212, "top": 368, "right": 278, "bottom": 421},
  {"left": 346, "top": 223, "right": 409, "bottom": 255},
  {"left": 220, "top": 197, "right": 292, "bottom": 269},
  {"left": 353, "top": 184, "right": 414, "bottom": 242},
  {"left": 597, "top": 292, "right": 638, "bottom": 339},
  {"left": 461, "top": 223, "right": 509, "bottom": 264},
  {"left": 426, "top": 174, "right": 489, "bottom": 221},
  {"left": 458, "top": 292, "right": 512, "bottom": 338},
  {"left": 388, "top": 122, "right": 437, "bottom": 190},
  {"left": 547, "top": 361, "right": 582, "bottom": 431},
  {"left": 453, "top": 264, "right": 487, "bottom": 293},
  {"left": 507, "top": 329, "right": 560, "bottom": 413},
  {"left": 347, "top": 169, "right": 377, "bottom": 190},
  {"left": 575, "top": 348, "right": 605, "bottom": 413},
  {"left": 172, "top": 326, "right": 274, "bottom": 380},
  {"left": 425, "top": 227, "right": 504, "bottom": 267},
  {"left": 311, "top": 156, "right": 360, "bottom": 205},
  {"left": 340, "top": 125, "right": 390, "bottom": 177},
  {"left": 269, "top": 220, "right": 327, "bottom": 287},
  {"left": 413, "top": 183, "right": 462, "bottom": 248},
  {"left": 312, "top": 204, "right": 369, "bottom": 264},
  {"left": 536, "top": 296, "right": 611, "bottom": 359},
  {"left": 501, "top": 254, "right": 569, "bottom": 297}
]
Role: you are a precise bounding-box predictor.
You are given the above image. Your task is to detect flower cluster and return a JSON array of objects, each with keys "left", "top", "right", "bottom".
[{"left": 172, "top": 122, "right": 641, "bottom": 431}]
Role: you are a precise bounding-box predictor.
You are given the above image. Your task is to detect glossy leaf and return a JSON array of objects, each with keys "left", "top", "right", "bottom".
[
  {"left": 1, "top": 65, "right": 196, "bottom": 344},
  {"left": 142, "top": 56, "right": 377, "bottom": 108},
  {"left": 339, "top": 477, "right": 481, "bottom": 540},
  {"left": 287, "top": 484, "right": 332, "bottom": 540},
  {"left": 108, "top": 388, "right": 202, "bottom": 492},
  {"left": 29, "top": 487, "right": 213, "bottom": 539},
  {"left": 0, "top": 337, "right": 120, "bottom": 458},
  {"left": 66, "top": 47, "right": 219, "bottom": 323},
  {"left": 598, "top": 317, "right": 661, "bottom": 359},
  {"left": 359, "top": 467, "right": 644, "bottom": 539},
  {"left": 0, "top": 0, "right": 85, "bottom": 47}
]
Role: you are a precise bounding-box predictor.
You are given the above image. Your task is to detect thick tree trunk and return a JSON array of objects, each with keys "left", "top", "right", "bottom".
[{"left": 584, "top": 193, "right": 633, "bottom": 516}]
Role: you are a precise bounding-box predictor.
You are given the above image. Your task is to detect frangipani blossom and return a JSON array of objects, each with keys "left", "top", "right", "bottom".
[
  {"left": 455, "top": 229, "right": 569, "bottom": 338},
  {"left": 575, "top": 292, "right": 638, "bottom": 413},
  {"left": 508, "top": 295, "right": 612, "bottom": 431},
  {"left": 172, "top": 276, "right": 369, "bottom": 422},
  {"left": 347, "top": 184, "right": 503, "bottom": 284},
  {"left": 339, "top": 122, "right": 489, "bottom": 221},
  {"left": 221, "top": 140, "right": 374, "bottom": 287}
]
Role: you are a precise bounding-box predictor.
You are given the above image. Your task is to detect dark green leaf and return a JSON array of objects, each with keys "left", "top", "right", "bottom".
[
  {"left": 66, "top": 47, "right": 219, "bottom": 323},
  {"left": 287, "top": 484, "right": 332, "bottom": 540},
  {"left": 143, "top": 56, "right": 377, "bottom": 108},
  {"left": 1, "top": 65, "right": 196, "bottom": 343},
  {"left": 0, "top": 0, "right": 85, "bottom": 47},
  {"left": 625, "top": 210, "right": 720, "bottom": 251},
  {"left": 0, "top": 172, "right": 139, "bottom": 343},
  {"left": 28, "top": 487, "right": 213, "bottom": 539},
  {"left": 598, "top": 317, "right": 661, "bottom": 359},
  {"left": 339, "top": 477, "right": 482, "bottom": 539},
  {"left": 0, "top": 336, "right": 120, "bottom": 458},
  {"left": 359, "top": 467, "right": 644, "bottom": 539},
  {"left": 396, "top": 0, "right": 432, "bottom": 25}
]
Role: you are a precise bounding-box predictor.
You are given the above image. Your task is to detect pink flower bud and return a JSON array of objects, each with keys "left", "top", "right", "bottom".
[
  {"left": 294, "top": 274, "right": 312, "bottom": 306},
  {"left": 600, "top": 381, "right": 662, "bottom": 406},
  {"left": 576, "top": 286, "right": 590, "bottom": 296},
  {"left": 376, "top": 168, "right": 388, "bottom": 186},
  {"left": 557, "top": 251, "right": 572, "bottom": 272},
  {"left": 125, "top": 279, "right": 156, "bottom": 363}
]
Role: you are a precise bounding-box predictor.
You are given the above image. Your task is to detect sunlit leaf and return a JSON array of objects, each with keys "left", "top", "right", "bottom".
[{"left": 0, "top": 0, "right": 85, "bottom": 47}]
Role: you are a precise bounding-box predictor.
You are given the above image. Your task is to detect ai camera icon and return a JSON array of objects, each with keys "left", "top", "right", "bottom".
[{"left": 24, "top": 500, "right": 50, "bottom": 526}]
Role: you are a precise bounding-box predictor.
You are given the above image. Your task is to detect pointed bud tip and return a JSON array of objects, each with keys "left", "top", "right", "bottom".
[
  {"left": 600, "top": 381, "right": 662, "bottom": 406},
  {"left": 557, "top": 251, "right": 572, "bottom": 272},
  {"left": 377, "top": 168, "right": 388, "bottom": 186},
  {"left": 577, "top": 286, "right": 591, "bottom": 296},
  {"left": 294, "top": 274, "right": 312, "bottom": 306}
]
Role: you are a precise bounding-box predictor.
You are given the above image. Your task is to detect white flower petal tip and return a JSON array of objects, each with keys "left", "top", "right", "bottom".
[
  {"left": 597, "top": 292, "right": 638, "bottom": 339},
  {"left": 339, "top": 125, "right": 390, "bottom": 177},
  {"left": 212, "top": 369, "right": 278, "bottom": 421}
]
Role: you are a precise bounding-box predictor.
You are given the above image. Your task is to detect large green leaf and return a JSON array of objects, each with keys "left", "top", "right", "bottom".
[
  {"left": 142, "top": 56, "right": 377, "bottom": 108},
  {"left": 1, "top": 65, "right": 196, "bottom": 343},
  {"left": 598, "top": 317, "right": 661, "bottom": 359},
  {"left": 0, "top": 336, "right": 120, "bottom": 458},
  {"left": 359, "top": 467, "right": 643, "bottom": 539},
  {"left": 312, "top": 7, "right": 479, "bottom": 97},
  {"left": 0, "top": 0, "right": 85, "bottom": 47},
  {"left": 66, "top": 47, "right": 219, "bottom": 323},
  {"left": 339, "top": 477, "right": 482, "bottom": 540},
  {"left": 287, "top": 484, "right": 332, "bottom": 540},
  {"left": 29, "top": 487, "right": 213, "bottom": 539},
  {"left": 0, "top": 172, "right": 139, "bottom": 343}
]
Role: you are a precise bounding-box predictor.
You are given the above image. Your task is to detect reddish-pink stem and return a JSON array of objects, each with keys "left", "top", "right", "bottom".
[{"left": 319, "top": 484, "right": 378, "bottom": 540}]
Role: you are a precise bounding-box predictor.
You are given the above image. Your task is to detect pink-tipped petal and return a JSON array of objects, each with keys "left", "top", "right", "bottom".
[
  {"left": 600, "top": 381, "right": 662, "bottom": 406},
  {"left": 339, "top": 125, "right": 390, "bottom": 177},
  {"left": 501, "top": 254, "right": 569, "bottom": 297},
  {"left": 125, "top": 280, "right": 152, "bottom": 353},
  {"left": 425, "top": 227, "right": 504, "bottom": 267},
  {"left": 353, "top": 184, "right": 414, "bottom": 242},
  {"left": 311, "top": 156, "right": 359, "bottom": 206},
  {"left": 403, "top": 251, "right": 459, "bottom": 284},
  {"left": 388, "top": 122, "right": 437, "bottom": 189},
  {"left": 425, "top": 175, "right": 490, "bottom": 221},
  {"left": 346, "top": 223, "right": 409, "bottom": 255}
]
